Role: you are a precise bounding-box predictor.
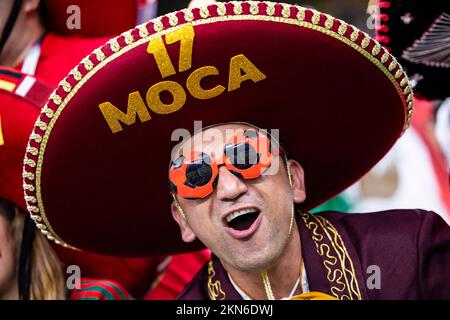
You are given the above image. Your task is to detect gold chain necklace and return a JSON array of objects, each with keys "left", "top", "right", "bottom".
[{"left": 261, "top": 204, "right": 298, "bottom": 300}]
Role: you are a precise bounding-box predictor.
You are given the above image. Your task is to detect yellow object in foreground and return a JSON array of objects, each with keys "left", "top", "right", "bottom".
[{"left": 291, "top": 292, "right": 338, "bottom": 300}]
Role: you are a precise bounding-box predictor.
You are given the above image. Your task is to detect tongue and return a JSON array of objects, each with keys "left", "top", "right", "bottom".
[{"left": 228, "top": 211, "right": 259, "bottom": 231}]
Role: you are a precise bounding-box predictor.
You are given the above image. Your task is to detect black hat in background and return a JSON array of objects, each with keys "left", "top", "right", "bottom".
[{"left": 376, "top": 0, "right": 450, "bottom": 100}]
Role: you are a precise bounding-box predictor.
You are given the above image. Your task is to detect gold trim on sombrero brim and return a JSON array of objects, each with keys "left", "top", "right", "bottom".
[{"left": 22, "top": 1, "right": 413, "bottom": 249}]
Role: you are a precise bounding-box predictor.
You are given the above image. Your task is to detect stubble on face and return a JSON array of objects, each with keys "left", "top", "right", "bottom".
[{"left": 177, "top": 124, "right": 296, "bottom": 273}]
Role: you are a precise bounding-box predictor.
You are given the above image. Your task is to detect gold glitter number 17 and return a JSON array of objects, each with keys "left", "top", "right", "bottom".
[{"left": 147, "top": 24, "right": 195, "bottom": 78}]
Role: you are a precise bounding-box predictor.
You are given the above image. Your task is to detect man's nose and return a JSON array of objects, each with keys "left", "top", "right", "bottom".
[{"left": 215, "top": 166, "right": 248, "bottom": 201}]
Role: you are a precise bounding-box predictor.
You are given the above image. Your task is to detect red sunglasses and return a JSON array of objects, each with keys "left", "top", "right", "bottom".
[{"left": 169, "top": 129, "right": 281, "bottom": 199}]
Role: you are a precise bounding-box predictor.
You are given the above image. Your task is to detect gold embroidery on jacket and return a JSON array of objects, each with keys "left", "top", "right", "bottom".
[
  {"left": 207, "top": 260, "right": 226, "bottom": 300},
  {"left": 301, "top": 212, "right": 362, "bottom": 300}
]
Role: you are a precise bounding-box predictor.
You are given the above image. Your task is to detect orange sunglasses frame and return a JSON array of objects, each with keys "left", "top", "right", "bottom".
[{"left": 169, "top": 130, "right": 280, "bottom": 199}]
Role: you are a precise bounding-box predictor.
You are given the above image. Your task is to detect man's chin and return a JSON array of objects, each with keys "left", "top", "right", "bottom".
[{"left": 227, "top": 250, "right": 281, "bottom": 274}]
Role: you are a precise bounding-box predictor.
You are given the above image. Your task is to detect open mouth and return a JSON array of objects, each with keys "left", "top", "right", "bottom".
[{"left": 225, "top": 208, "right": 261, "bottom": 232}]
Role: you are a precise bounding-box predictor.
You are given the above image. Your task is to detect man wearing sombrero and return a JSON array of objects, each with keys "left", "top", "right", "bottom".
[{"left": 21, "top": 1, "right": 450, "bottom": 299}]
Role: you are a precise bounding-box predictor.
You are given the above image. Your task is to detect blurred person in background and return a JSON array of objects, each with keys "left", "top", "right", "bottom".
[
  {"left": 352, "top": 0, "right": 450, "bottom": 222},
  {"left": 317, "top": 0, "right": 450, "bottom": 223},
  {"left": 0, "top": 67, "right": 132, "bottom": 299},
  {"left": 0, "top": 0, "right": 135, "bottom": 82}
]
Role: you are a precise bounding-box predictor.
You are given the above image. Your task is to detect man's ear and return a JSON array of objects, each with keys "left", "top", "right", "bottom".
[
  {"left": 286, "top": 159, "right": 306, "bottom": 204},
  {"left": 171, "top": 201, "right": 197, "bottom": 243}
]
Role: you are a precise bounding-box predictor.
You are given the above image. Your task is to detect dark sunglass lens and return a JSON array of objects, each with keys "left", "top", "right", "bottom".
[
  {"left": 185, "top": 154, "right": 213, "bottom": 187},
  {"left": 226, "top": 143, "right": 259, "bottom": 169}
]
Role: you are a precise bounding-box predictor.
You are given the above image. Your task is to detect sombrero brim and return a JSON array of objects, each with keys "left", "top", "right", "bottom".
[{"left": 23, "top": 1, "right": 412, "bottom": 256}]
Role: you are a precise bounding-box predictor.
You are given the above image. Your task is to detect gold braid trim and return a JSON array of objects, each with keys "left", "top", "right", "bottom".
[
  {"left": 207, "top": 260, "right": 226, "bottom": 300},
  {"left": 300, "top": 212, "right": 362, "bottom": 300}
]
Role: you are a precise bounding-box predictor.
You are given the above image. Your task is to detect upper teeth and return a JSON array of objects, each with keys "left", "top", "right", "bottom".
[{"left": 226, "top": 208, "right": 257, "bottom": 223}]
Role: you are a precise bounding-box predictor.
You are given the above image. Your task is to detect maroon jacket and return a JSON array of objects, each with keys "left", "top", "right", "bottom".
[{"left": 178, "top": 209, "right": 450, "bottom": 300}]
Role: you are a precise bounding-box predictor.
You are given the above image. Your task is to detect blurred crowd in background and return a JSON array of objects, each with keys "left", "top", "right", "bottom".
[{"left": 0, "top": 0, "right": 449, "bottom": 300}]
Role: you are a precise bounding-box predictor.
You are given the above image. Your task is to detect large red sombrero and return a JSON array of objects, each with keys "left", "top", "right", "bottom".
[{"left": 23, "top": 1, "right": 413, "bottom": 256}]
